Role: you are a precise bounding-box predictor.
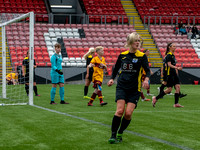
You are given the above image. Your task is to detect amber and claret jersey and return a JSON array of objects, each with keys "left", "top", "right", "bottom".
[
  {"left": 90, "top": 56, "right": 106, "bottom": 82},
  {"left": 111, "top": 50, "right": 150, "bottom": 92},
  {"left": 6, "top": 73, "right": 18, "bottom": 80}
]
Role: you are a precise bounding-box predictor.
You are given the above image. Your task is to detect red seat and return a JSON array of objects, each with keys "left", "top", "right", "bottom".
[
  {"left": 37, "top": 56, "right": 44, "bottom": 62},
  {"left": 37, "top": 62, "right": 46, "bottom": 66},
  {"left": 44, "top": 56, "right": 50, "bottom": 62}
]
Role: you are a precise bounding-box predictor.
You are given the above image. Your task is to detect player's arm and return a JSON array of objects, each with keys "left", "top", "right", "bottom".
[
  {"left": 51, "top": 55, "right": 58, "bottom": 71},
  {"left": 88, "top": 58, "right": 95, "bottom": 68},
  {"left": 166, "top": 55, "right": 182, "bottom": 70},
  {"left": 34, "top": 59, "right": 37, "bottom": 68},
  {"left": 167, "top": 62, "right": 182, "bottom": 70},
  {"left": 22, "top": 65, "right": 25, "bottom": 76},
  {"left": 100, "top": 59, "right": 107, "bottom": 70},
  {"left": 160, "top": 66, "right": 163, "bottom": 77},
  {"left": 88, "top": 63, "right": 95, "bottom": 68},
  {"left": 12, "top": 79, "right": 16, "bottom": 85},
  {"left": 141, "top": 54, "right": 150, "bottom": 89},
  {"left": 107, "top": 55, "right": 121, "bottom": 86}
]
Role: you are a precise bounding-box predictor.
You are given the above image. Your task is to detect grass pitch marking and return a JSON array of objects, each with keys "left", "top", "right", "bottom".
[
  {"left": 32, "top": 105, "right": 193, "bottom": 150},
  {"left": 66, "top": 110, "right": 200, "bottom": 114}
]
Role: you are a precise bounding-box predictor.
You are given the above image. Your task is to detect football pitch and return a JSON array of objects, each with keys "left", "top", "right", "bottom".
[{"left": 0, "top": 84, "right": 199, "bottom": 150}]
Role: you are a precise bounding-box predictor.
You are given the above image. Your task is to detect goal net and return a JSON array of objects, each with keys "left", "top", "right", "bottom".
[{"left": 0, "top": 12, "right": 34, "bottom": 106}]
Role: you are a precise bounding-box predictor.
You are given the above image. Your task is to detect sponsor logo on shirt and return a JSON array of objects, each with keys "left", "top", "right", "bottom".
[{"left": 132, "top": 58, "right": 138, "bottom": 63}]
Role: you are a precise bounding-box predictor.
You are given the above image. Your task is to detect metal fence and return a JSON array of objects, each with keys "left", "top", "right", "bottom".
[{"left": 143, "top": 15, "right": 200, "bottom": 26}]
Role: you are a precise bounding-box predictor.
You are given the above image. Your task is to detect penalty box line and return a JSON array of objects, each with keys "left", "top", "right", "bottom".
[{"left": 32, "top": 104, "right": 193, "bottom": 150}]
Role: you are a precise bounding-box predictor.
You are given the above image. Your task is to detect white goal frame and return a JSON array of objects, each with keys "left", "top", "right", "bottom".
[{"left": 0, "top": 12, "right": 34, "bottom": 106}]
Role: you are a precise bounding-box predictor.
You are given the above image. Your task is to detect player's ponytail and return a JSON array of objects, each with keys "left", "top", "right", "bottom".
[
  {"left": 165, "top": 43, "right": 173, "bottom": 55},
  {"left": 83, "top": 47, "right": 95, "bottom": 60}
]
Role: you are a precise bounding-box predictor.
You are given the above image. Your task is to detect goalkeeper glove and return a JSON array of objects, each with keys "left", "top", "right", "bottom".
[{"left": 55, "top": 69, "right": 63, "bottom": 75}]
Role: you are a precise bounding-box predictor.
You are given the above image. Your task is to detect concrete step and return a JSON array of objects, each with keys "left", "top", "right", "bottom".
[
  {"left": 140, "top": 34, "right": 151, "bottom": 36},
  {"left": 143, "top": 38, "right": 153, "bottom": 41},
  {"left": 125, "top": 9, "right": 137, "bottom": 11},
  {"left": 149, "top": 53, "right": 161, "bottom": 57},
  {"left": 149, "top": 51, "right": 160, "bottom": 53},
  {"left": 126, "top": 12, "right": 138, "bottom": 15},
  {"left": 134, "top": 26, "right": 145, "bottom": 29},
  {"left": 135, "top": 29, "right": 148, "bottom": 32},
  {"left": 143, "top": 43, "right": 156, "bottom": 46},
  {"left": 143, "top": 41, "right": 155, "bottom": 44},
  {"left": 153, "top": 63, "right": 163, "bottom": 67},
  {"left": 149, "top": 58, "right": 162, "bottom": 61},
  {"left": 123, "top": 5, "right": 134, "bottom": 7}
]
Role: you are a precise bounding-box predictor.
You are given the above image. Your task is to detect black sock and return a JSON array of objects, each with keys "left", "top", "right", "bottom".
[
  {"left": 160, "top": 84, "right": 166, "bottom": 94},
  {"left": 118, "top": 117, "right": 131, "bottom": 134},
  {"left": 156, "top": 91, "right": 166, "bottom": 100},
  {"left": 84, "top": 86, "right": 88, "bottom": 96},
  {"left": 25, "top": 84, "right": 29, "bottom": 95},
  {"left": 33, "top": 86, "right": 38, "bottom": 95},
  {"left": 111, "top": 115, "right": 121, "bottom": 138},
  {"left": 175, "top": 93, "right": 179, "bottom": 104}
]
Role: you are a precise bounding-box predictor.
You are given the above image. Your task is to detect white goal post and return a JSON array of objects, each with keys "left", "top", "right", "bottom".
[{"left": 0, "top": 12, "right": 34, "bottom": 106}]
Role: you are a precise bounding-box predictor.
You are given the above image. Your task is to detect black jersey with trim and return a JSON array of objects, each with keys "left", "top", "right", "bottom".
[
  {"left": 22, "top": 57, "right": 36, "bottom": 74},
  {"left": 86, "top": 55, "right": 94, "bottom": 72},
  {"left": 165, "top": 52, "right": 176, "bottom": 76},
  {"left": 162, "top": 56, "right": 167, "bottom": 76},
  {"left": 111, "top": 50, "right": 150, "bottom": 91}
]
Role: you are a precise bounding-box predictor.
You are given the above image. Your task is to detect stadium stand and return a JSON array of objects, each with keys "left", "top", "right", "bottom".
[
  {"left": 150, "top": 25, "right": 200, "bottom": 67},
  {"left": 2, "top": 0, "right": 200, "bottom": 82},
  {"left": 134, "top": 0, "right": 200, "bottom": 24},
  {"left": 121, "top": 0, "right": 163, "bottom": 67},
  {"left": 0, "top": 0, "right": 48, "bottom": 22},
  {"left": 82, "top": 0, "right": 128, "bottom": 23}
]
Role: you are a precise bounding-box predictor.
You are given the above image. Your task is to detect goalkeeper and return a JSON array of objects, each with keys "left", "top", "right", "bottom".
[{"left": 50, "top": 43, "right": 69, "bottom": 104}]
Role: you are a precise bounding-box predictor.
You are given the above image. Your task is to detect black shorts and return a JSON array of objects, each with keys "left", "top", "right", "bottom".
[
  {"left": 167, "top": 74, "right": 180, "bottom": 87},
  {"left": 115, "top": 87, "right": 140, "bottom": 107},
  {"left": 25, "top": 73, "right": 36, "bottom": 83},
  {"left": 163, "top": 72, "right": 167, "bottom": 82}
]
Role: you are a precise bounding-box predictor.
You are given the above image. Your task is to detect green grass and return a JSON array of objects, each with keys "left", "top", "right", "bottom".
[{"left": 0, "top": 84, "right": 200, "bottom": 150}]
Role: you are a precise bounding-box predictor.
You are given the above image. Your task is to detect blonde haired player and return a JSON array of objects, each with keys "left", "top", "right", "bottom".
[
  {"left": 107, "top": 33, "right": 150, "bottom": 143},
  {"left": 87, "top": 46, "right": 108, "bottom": 106}
]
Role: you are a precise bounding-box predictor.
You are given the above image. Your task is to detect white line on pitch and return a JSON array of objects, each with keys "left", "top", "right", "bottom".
[
  {"left": 66, "top": 110, "right": 200, "bottom": 114},
  {"left": 32, "top": 104, "right": 193, "bottom": 150}
]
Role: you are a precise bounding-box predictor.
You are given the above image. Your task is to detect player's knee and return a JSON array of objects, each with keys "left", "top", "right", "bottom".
[
  {"left": 94, "top": 88, "right": 98, "bottom": 94},
  {"left": 124, "top": 114, "right": 132, "bottom": 120},
  {"left": 175, "top": 85, "right": 180, "bottom": 92},
  {"left": 165, "top": 87, "right": 172, "bottom": 93},
  {"left": 124, "top": 111, "right": 133, "bottom": 119},
  {"left": 115, "top": 109, "right": 124, "bottom": 117}
]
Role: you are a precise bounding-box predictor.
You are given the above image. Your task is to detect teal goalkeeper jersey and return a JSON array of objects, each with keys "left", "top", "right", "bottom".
[{"left": 51, "top": 53, "right": 62, "bottom": 73}]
